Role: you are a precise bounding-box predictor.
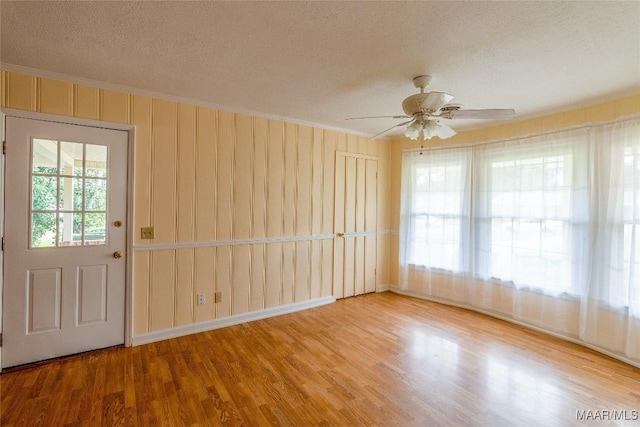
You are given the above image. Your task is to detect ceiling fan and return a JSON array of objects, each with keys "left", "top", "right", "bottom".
[{"left": 347, "top": 75, "right": 516, "bottom": 140}]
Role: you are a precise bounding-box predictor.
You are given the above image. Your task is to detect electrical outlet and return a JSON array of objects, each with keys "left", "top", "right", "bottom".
[
  {"left": 141, "top": 226, "right": 155, "bottom": 239},
  {"left": 197, "top": 293, "right": 205, "bottom": 306},
  {"left": 214, "top": 292, "right": 222, "bottom": 303}
]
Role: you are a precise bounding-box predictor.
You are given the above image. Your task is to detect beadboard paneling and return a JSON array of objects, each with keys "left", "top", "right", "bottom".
[
  {"left": 177, "top": 104, "right": 196, "bottom": 242},
  {"left": 73, "top": 84, "right": 100, "bottom": 120},
  {"left": 283, "top": 123, "right": 297, "bottom": 236},
  {"left": 39, "top": 78, "right": 73, "bottom": 116},
  {"left": 151, "top": 99, "right": 178, "bottom": 244},
  {"left": 133, "top": 252, "right": 150, "bottom": 335},
  {"left": 175, "top": 248, "right": 194, "bottom": 326},
  {"left": 100, "top": 89, "right": 130, "bottom": 124},
  {"left": 266, "top": 121, "right": 284, "bottom": 238},
  {"left": 5, "top": 72, "right": 37, "bottom": 111},
  {"left": 252, "top": 118, "right": 268, "bottom": 239},
  {"left": 195, "top": 107, "right": 217, "bottom": 241},
  {"left": 149, "top": 250, "right": 175, "bottom": 331},
  {"left": 131, "top": 95, "right": 153, "bottom": 246},
  {"left": 234, "top": 114, "right": 253, "bottom": 240},
  {"left": 216, "top": 111, "right": 234, "bottom": 241},
  {"left": 215, "top": 246, "right": 232, "bottom": 319},
  {"left": 194, "top": 247, "right": 215, "bottom": 322}
]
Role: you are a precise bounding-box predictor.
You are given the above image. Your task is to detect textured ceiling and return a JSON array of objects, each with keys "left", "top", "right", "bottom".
[{"left": 1, "top": 1, "right": 639, "bottom": 138}]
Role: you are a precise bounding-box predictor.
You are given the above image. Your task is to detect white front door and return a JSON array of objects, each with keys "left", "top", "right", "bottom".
[{"left": 2, "top": 117, "right": 128, "bottom": 368}]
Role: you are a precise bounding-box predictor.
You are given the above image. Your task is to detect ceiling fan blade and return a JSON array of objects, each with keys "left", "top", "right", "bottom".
[
  {"left": 448, "top": 109, "right": 516, "bottom": 120},
  {"left": 346, "top": 115, "right": 410, "bottom": 120},
  {"left": 371, "top": 119, "right": 415, "bottom": 139},
  {"left": 435, "top": 122, "right": 457, "bottom": 139},
  {"left": 421, "top": 92, "right": 455, "bottom": 112}
]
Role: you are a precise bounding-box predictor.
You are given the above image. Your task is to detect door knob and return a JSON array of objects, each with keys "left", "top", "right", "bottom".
[
  {"left": 113, "top": 251, "right": 123, "bottom": 259},
  {"left": 336, "top": 232, "right": 345, "bottom": 238}
]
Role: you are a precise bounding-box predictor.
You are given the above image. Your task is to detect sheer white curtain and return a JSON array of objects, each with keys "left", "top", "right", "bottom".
[
  {"left": 473, "top": 130, "right": 589, "bottom": 296},
  {"left": 399, "top": 116, "right": 640, "bottom": 365},
  {"left": 399, "top": 147, "right": 472, "bottom": 299},
  {"left": 583, "top": 119, "right": 640, "bottom": 359}
]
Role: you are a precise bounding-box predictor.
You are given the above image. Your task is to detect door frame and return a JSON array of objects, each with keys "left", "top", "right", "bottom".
[{"left": 0, "top": 108, "right": 136, "bottom": 371}]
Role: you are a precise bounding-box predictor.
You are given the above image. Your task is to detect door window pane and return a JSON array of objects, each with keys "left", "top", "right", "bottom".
[
  {"left": 29, "top": 139, "right": 109, "bottom": 249},
  {"left": 32, "top": 175, "right": 58, "bottom": 210},
  {"left": 58, "top": 213, "right": 82, "bottom": 247},
  {"left": 32, "top": 139, "right": 58, "bottom": 174},
  {"left": 60, "top": 141, "right": 84, "bottom": 176},
  {"left": 84, "top": 178, "right": 107, "bottom": 211},
  {"left": 31, "top": 213, "right": 57, "bottom": 248},
  {"left": 85, "top": 145, "right": 107, "bottom": 177},
  {"left": 84, "top": 213, "right": 106, "bottom": 245}
]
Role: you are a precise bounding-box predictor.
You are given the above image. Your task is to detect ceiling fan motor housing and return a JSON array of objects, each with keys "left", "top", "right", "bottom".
[
  {"left": 402, "top": 94, "right": 431, "bottom": 116},
  {"left": 403, "top": 75, "right": 434, "bottom": 116}
]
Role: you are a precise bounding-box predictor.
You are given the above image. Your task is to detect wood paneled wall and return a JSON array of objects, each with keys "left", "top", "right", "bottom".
[{"left": 0, "top": 71, "right": 392, "bottom": 336}]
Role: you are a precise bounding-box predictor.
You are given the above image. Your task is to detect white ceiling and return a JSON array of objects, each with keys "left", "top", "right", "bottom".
[{"left": 1, "top": 1, "right": 639, "bottom": 138}]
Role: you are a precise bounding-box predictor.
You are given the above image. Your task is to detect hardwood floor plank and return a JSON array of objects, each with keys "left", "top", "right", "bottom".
[{"left": 2, "top": 292, "right": 639, "bottom": 426}]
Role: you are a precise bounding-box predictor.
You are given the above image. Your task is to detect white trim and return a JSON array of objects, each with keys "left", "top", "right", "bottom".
[
  {"left": 0, "top": 108, "right": 134, "bottom": 132},
  {"left": 134, "top": 233, "right": 337, "bottom": 252},
  {"left": 0, "top": 108, "right": 136, "bottom": 349},
  {"left": 340, "top": 231, "right": 377, "bottom": 238},
  {"left": 124, "top": 127, "right": 136, "bottom": 348},
  {"left": 383, "top": 285, "right": 640, "bottom": 370},
  {"left": 1, "top": 63, "right": 372, "bottom": 138},
  {"left": 132, "top": 296, "right": 335, "bottom": 346}
]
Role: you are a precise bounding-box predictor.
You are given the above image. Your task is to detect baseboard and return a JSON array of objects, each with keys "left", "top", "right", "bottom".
[
  {"left": 132, "top": 296, "right": 336, "bottom": 346},
  {"left": 385, "top": 285, "right": 640, "bottom": 370},
  {"left": 376, "top": 284, "right": 392, "bottom": 293}
]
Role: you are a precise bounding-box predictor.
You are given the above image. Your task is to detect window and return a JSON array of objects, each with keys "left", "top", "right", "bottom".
[
  {"left": 401, "top": 148, "right": 470, "bottom": 272},
  {"left": 401, "top": 130, "right": 591, "bottom": 297},
  {"left": 474, "top": 138, "right": 587, "bottom": 295}
]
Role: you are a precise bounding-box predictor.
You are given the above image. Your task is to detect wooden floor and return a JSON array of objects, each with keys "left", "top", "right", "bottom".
[{"left": 1, "top": 292, "right": 639, "bottom": 426}]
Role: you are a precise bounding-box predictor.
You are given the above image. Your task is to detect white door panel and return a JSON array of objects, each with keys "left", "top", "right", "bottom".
[
  {"left": 2, "top": 117, "right": 128, "bottom": 368},
  {"left": 77, "top": 264, "right": 108, "bottom": 325},
  {"left": 27, "top": 268, "right": 62, "bottom": 332}
]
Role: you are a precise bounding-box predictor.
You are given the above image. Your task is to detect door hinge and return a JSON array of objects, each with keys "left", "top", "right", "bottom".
[
  {"left": 2, "top": 140, "right": 5, "bottom": 155},
  {"left": 0, "top": 333, "right": 3, "bottom": 347},
  {"left": 1, "top": 236, "right": 4, "bottom": 251}
]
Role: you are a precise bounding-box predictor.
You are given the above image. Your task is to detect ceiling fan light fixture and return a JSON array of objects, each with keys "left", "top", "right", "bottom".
[
  {"left": 405, "top": 121, "right": 421, "bottom": 140},
  {"left": 422, "top": 120, "right": 439, "bottom": 140}
]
